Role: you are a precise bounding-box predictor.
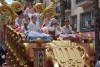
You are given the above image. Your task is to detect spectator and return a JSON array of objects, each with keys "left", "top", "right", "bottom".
[{"left": 62, "top": 19, "right": 73, "bottom": 34}]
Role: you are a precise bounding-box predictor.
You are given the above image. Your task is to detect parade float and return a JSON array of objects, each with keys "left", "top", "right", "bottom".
[{"left": 0, "top": 0, "right": 94, "bottom": 67}]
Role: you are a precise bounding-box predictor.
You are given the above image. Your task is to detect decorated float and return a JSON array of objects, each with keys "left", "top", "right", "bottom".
[{"left": 0, "top": 0, "right": 94, "bottom": 67}]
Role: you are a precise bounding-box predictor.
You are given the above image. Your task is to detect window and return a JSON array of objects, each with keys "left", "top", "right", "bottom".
[
  {"left": 71, "top": 15, "right": 77, "bottom": 32},
  {"left": 80, "top": 11, "right": 94, "bottom": 31},
  {"left": 45, "top": 1, "right": 46, "bottom": 7},
  {"left": 76, "top": 0, "right": 85, "bottom": 4},
  {"left": 56, "top": 2, "right": 60, "bottom": 13},
  {"left": 56, "top": 6, "right": 60, "bottom": 13},
  {"left": 64, "top": 0, "right": 71, "bottom": 9}
]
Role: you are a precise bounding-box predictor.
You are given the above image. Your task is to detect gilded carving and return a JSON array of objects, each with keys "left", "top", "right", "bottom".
[{"left": 0, "top": 0, "right": 22, "bottom": 25}]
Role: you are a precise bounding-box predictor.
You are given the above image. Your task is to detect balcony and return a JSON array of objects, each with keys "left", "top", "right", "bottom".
[
  {"left": 65, "top": 9, "right": 71, "bottom": 13},
  {"left": 76, "top": 0, "right": 93, "bottom": 7}
]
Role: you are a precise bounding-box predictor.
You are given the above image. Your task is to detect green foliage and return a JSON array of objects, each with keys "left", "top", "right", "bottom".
[{"left": 0, "top": 15, "right": 8, "bottom": 29}]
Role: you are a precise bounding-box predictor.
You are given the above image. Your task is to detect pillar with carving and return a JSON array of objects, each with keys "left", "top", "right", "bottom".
[{"left": 32, "top": 38, "right": 46, "bottom": 67}]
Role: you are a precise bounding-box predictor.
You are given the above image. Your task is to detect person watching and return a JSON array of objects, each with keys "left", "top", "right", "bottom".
[{"left": 62, "top": 19, "right": 73, "bottom": 34}]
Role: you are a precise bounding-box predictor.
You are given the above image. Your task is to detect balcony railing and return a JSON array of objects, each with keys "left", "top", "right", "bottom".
[{"left": 76, "top": 0, "right": 93, "bottom": 7}]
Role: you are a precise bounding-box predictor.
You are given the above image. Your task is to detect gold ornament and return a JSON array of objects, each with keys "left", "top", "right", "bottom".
[
  {"left": 34, "top": 0, "right": 56, "bottom": 20},
  {"left": 0, "top": 0, "right": 22, "bottom": 25},
  {"left": 34, "top": 3, "right": 45, "bottom": 13}
]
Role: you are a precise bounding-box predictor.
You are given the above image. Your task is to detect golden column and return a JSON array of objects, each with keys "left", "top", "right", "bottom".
[{"left": 32, "top": 38, "right": 46, "bottom": 67}]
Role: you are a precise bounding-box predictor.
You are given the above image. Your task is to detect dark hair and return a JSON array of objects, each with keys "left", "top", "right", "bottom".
[
  {"left": 24, "top": 14, "right": 29, "bottom": 17},
  {"left": 64, "top": 19, "right": 69, "bottom": 22},
  {"left": 31, "top": 14, "right": 37, "bottom": 19},
  {"left": 16, "top": 10, "right": 23, "bottom": 15},
  {"left": 54, "top": 16, "right": 58, "bottom": 19}
]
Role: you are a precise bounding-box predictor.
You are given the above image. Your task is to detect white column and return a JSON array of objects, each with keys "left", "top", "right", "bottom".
[
  {"left": 71, "top": 0, "right": 77, "bottom": 10},
  {"left": 77, "top": 14, "right": 80, "bottom": 32}
]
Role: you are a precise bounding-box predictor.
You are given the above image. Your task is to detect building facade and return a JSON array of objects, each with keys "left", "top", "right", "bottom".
[
  {"left": 55, "top": 0, "right": 94, "bottom": 32},
  {"left": 70, "top": 0, "right": 94, "bottom": 32}
]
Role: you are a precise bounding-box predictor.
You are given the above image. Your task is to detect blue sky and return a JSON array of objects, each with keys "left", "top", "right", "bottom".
[
  {"left": 0, "top": 0, "right": 13, "bottom": 5},
  {"left": 5, "top": 0, "right": 13, "bottom": 4}
]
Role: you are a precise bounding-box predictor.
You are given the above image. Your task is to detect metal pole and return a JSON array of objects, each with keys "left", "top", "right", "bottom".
[{"left": 93, "top": 0, "right": 100, "bottom": 63}]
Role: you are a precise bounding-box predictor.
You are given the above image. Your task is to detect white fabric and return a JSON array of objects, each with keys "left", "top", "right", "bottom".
[
  {"left": 50, "top": 18, "right": 57, "bottom": 23},
  {"left": 39, "top": 33, "right": 49, "bottom": 37},
  {"left": 28, "top": 13, "right": 33, "bottom": 19},
  {"left": 95, "top": 61, "right": 100, "bottom": 67},
  {"left": 28, "top": 13, "right": 42, "bottom": 26},
  {"left": 28, "top": 31, "right": 49, "bottom": 37},
  {"left": 60, "top": 34, "right": 76, "bottom": 38},
  {"left": 62, "top": 25, "right": 72, "bottom": 33},
  {"left": 55, "top": 28, "right": 61, "bottom": 36},
  {"left": 15, "top": 17, "right": 19, "bottom": 27},
  {"left": 28, "top": 31, "right": 39, "bottom": 37},
  {"left": 48, "top": 26, "right": 61, "bottom": 36},
  {"left": 27, "top": 22, "right": 40, "bottom": 32},
  {"left": 1, "top": 55, "right": 5, "bottom": 59},
  {"left": 48, "top": 26, "right": 55, "bottom": 31},
  {"left": 35, "top": 13, "right": 42, "bottom": 26}
]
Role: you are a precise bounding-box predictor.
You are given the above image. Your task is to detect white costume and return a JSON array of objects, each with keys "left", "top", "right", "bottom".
[
  {"left": 62, "top": 25, "right": 72, "bottom": 33},
  {"left": 95, "top": 61, "right": 100, "bottom": 67},
  {"left": 60, "top": 25, "right": 76, "bottom": 38},
  {"left": 27, "top": 22, "right": 40, "bottom": 32},
  {"left": 15, "top": 18, "right": 19, "bottom": 27},
  {"left": 48, "top": 26, "right": 61, "bottom": 36},
  {"left": 47, "top": 18, "right": 61, "bottom": 36}
]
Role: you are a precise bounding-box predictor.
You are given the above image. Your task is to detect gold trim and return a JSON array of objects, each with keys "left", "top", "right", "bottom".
[{"left": 0, "top": 0, "right": 22, "bottom": 25}]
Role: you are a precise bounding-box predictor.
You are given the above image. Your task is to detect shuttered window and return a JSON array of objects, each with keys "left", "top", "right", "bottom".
[{"left": 80, "top": 11, "right": 94, "bottom": 32}]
